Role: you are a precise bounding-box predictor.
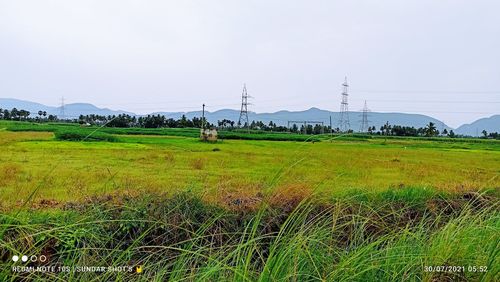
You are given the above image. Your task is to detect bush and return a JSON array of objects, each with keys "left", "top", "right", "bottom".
[{"left": 55, "top": 130, "right": 118, "bottom": 142}]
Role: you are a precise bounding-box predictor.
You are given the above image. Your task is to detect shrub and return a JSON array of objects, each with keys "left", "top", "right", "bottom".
[{"left": 54, "top": 130, "right": 118, "bottom": 142}]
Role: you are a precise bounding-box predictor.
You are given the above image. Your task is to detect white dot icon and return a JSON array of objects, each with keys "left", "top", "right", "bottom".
[
  {"left": 21, "top": 255, "right": 28, "bottom": 262},
  {"left": 12, "top": 255, "right": 19, "bottom": 262},
  {"left": 39, "top": 255, "right": 47, "bottom": 262}
]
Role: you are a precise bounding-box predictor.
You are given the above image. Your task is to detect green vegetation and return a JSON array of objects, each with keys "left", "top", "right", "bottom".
[
  {"left": 0, "top": 121, "right": 319, "bottom": 142},
  {"left": 54, "top": 130, "right": 119, "bottom": 142},
  {"left": 0, "top": 121, "right": 498, "bottom": 281},
  {"left": 3, "top": 120, "right": 500, "bottom": 143},
  {"left": 1, "top": 193, "right": 498, "bottom": 281}
]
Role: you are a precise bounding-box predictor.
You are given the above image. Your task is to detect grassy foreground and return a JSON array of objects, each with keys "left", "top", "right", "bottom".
[{"left": 1, "top": 192, "right": 499, "bottom": 281}]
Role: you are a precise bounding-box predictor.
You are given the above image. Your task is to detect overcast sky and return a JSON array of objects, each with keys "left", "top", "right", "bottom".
[{"left": 0, "top": 0, "right": 499, "bottom": 127}]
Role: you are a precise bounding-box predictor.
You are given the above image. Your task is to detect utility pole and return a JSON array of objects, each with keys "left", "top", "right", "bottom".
[
  {"left": 330, "top": 115, "right": 333, "bottom": 137},
  {"left": 238, "top": 84, "right": 251, "bottom": 132},
  {"left": 359, "top": 100, "right": 370, "bottom": 132},
  {"left": 339, "top": 77, "right": 350, "bottom": 132}
]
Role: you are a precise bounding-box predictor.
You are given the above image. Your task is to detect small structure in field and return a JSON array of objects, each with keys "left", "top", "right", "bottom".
[{"left": 200, "top": 128, "right": 218, "bottom": 142}]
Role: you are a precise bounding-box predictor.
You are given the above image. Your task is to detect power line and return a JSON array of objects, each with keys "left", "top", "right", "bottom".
[
  {"left": 104, "top": 101, "right": 498, "bottom": 113},
  {"left": 45, "top": 93, "right": 499, "bottom": 110},
  {"left": 365, "top": 110, "right": 497, "bottom": 114},
  {"left": 101, "top": 98, "right": 499, "bottom": 110},
  {"left": 351, "top": 90, "right": 500, "bottom": 94},
  {"left": 349, "top": 98, "right": 500, "bottom": 104},
  {"left": 92, "top": 98, "right": 499, "bottom": 107},
  {"left": 75, "top": 102, "right": 496, "bottom": 116}
]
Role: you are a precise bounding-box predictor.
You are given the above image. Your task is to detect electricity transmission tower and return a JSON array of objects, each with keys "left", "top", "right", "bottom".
[
  {"left": 359, "top": 100, "right": 370, "bottom": 132},
  {"left": 238, "top": 84, "right": 251, "bottom": 130},
  {"left": 60, "top": 97, "right": 65, "bottom": 120},
  {"left": 339, "top": 77, "right": 350, "bottom": 132}
]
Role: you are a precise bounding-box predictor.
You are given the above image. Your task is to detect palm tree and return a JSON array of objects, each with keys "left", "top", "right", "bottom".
[
  {"left": 18, "top": 109, "right": 29, "bottom": 120},
  {"left": 382, "top": 121, "right": 391, "bottom": 136},
  {"left": 425, "top": 122, "right": 437, "bottom": 137},
  {"left": 11, "top": 108, "right": 19, "bottom": 120},
  {"left": 1, "top": 109, "right": 8, "bottom": 120}
]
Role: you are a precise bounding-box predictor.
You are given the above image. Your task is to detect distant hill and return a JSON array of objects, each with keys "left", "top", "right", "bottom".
[
  {"left": 155, "top": 107, "right": 452, "bottom": 131},
  {"left": 2, "top": 98, "right": 498, "bottom": 132},
  {"left": 0, "top": 98, "right": 134, "bottom": 118},
  {"left": 0, "top": 98, "right": 53, "bottom": 113},
  {"left": 455, "top": 115, "right": 500, "bottom": 136}
]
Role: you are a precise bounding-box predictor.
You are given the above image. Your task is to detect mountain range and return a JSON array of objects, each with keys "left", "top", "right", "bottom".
[
  {"left": 1, "top": 98, "right": 498, "bottom": 136},
  {"left": 0, "top": 98, "right": 134, "bottom": 117}
]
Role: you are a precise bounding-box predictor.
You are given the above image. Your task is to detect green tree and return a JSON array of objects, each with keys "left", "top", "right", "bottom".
[
  {"left": 381, "top": 121, "right": 391, "bottom": 136},
  {"left": 482, "top": 130, "right": 488, "bottom": 138},
  {"left": 425, "top": 122, "right": 437, "bottom": 137}
]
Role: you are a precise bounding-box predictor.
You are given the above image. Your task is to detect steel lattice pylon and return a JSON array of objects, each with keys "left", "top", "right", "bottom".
[
  {"left": 339, "top": 77, "right": 350, "bottom": 132},
  {"left": 359, "top": 100, "right": 370, "bottom": 132},
  {"left": 238, "top": 84, "right": 250, "bottom": 129}
]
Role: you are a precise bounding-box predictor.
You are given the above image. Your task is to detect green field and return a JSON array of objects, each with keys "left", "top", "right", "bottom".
[
  {"left": 0, "top": 121, "right": 323, "bottom": 142},
  {"left": 1, "top": 122, "right": 499, "bottom": 281},
  {"left": 1, "top": 127, "right": 498, "bottom": 209}
]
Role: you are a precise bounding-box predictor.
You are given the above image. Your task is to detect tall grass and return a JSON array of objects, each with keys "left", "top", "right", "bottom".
[{"left": 1, "top": 192, "right": 498, "bottom": 281}]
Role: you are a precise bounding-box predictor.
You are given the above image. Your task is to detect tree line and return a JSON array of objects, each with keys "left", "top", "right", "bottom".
[
  {"left": 371, "top": 121, "right": 448, "bottom": 137},
  {"left": 0, "top": 108, "right": 58, "bottom": 122},
  {"left": 1, "top": 107, "right": 498, "bottom": 139},
  {"left": 77, "top": 116, "right": 500, "bottom": 139},
  {"left": 78, "top": 114, "right": 214, "bottom": 129}
]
